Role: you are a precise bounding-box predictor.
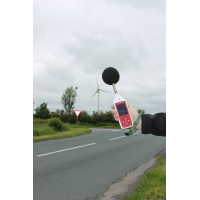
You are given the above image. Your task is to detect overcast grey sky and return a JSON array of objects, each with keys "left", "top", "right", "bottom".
[{"left": 33, "top": 0, "right": 166, "bottom": 115}]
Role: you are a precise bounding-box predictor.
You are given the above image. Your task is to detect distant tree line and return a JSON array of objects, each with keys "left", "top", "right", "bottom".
[
  {"left": 34, "top": 103, "right": 117, "bottom": 124},
  {"left": 34, "top": 86, "right": 145, "bottom": 124},
  {"left": 34, "top": 102, "right": 145, "bottom": 124}
]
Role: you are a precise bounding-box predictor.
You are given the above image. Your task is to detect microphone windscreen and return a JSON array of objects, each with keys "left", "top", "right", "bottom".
[{"left": 102, "top": 67, "right": 120, "bottom": 85}]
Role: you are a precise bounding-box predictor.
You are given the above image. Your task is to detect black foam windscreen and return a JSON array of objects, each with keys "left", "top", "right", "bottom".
[{"left": 102, "top": 67, "right": 120, "bottom": 85}]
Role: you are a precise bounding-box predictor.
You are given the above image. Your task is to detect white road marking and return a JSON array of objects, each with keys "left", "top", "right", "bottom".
[
  {"left": 109, "top": 136, "right": 126, "bottom": 140},
  {"left": 91, "top": 129, "right": 122, "bottom": 131},
  {"left": 36, "top": 143, "right": 96, "bottom": 157},
  {"left": 109, "top": 132, "right": 140, "bottom": 140},
  {"left": 112, "top": 130, "right": 121, "bottom": 132}
]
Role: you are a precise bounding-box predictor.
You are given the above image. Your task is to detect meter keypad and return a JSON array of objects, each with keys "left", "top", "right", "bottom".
[
  {"left": 115, "top": 101, "right": 133, "bottom": 128},
  {"left": 120, "top": 114, "right": 132, "bottom": 128}
]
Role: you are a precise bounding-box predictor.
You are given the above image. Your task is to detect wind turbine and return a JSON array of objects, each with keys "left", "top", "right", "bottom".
[{"left": 91, "top": 79, "right": 110, "bottom": 113}]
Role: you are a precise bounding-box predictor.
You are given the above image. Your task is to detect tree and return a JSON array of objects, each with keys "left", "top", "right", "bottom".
[
  {"left": 105, "top": 111, "right": 116, "bottom": 123},
  {"left": 60, "top": 109, "right": 65, "bottom": 116},
  {"left": 91, "top": 111, "right": 99, "bottom": 124},
  {"left": 50, "top": 112, "right": 56, "bottom": 118},
  {"left": 34, "top": 102, "right": 50, "bottom": 119},
  {"left": 61, "top": 86, "right": 77, "bottom": 115},
  {"left": 99, "top": 111, "right": 106, "bottom": 123},
  {"left": 79, "top": 110, "right": 92, "bottom": 123}
]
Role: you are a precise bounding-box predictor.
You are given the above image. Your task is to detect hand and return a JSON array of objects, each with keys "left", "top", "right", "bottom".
[{"left": 111, "top": 101, "right": 142, "bottom": 130}]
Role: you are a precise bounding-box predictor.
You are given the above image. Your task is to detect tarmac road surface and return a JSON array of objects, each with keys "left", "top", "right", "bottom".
[{"left": 33, "top": 128, "right": 166, "bottom": 200}]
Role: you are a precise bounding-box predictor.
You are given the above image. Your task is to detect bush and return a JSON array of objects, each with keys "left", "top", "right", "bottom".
[
  {"left": 33, "top": 118, "right": 48, "bottom": 124},
  {"left": 33, "top": 124, "right": 56, "bottom": 136},
  {"left": 47, "top": 118, "right": 63, "bottom": 130},
  {"left": 47, "top": 118, "right": 70, "bottom": 132},
  {"left": 98, "top": 122, "right": 107, "bottom": 126},
  {"left": 79, "top": 122, "right": 90, "bottom": 126},
  {"left": 34, "top": 102, "right": 50, "bottom": 119},
  {"left": 60, "top": 122, "right": 71, "bottom": 132}
]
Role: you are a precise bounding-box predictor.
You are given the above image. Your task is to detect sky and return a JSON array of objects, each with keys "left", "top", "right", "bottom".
[{"left": 33, "top": 0, "right": 166, "bottom": 115}]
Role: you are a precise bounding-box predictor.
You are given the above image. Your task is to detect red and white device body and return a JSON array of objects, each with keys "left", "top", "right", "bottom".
[{"left": 114, "top": 93, "right": 133, "bottom": 129}]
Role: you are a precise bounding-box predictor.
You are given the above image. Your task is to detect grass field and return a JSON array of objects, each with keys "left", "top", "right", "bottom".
[
  {"left": 33, "top": 124, "right": 57, "bottom": 136},
  {"left": 126, "top": 154, "right": 166, "bottom": 200},
  {"left": 33, "top": 128, "right": 93, "bottom": 142},
  {"left": 33, "top": 118, "right": 121, "bottom": 142}
]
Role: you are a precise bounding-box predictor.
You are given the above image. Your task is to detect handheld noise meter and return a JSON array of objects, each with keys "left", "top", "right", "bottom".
[{"left": 102, "top": 67, "right": 133, "bottom": 129}]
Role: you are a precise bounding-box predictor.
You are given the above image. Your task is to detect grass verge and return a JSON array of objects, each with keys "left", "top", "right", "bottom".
[
  {"left": 70, "top": 123, "right": 120, "bottom": 129},
  {"left": 33, "top": 128, "right": 92, "bottom": 143},
  {"left": 127, "top": 154, "right": 166, "bottom": 200},
  {"left": 33, "top": 124, "right": 57, "bottom": 136}
]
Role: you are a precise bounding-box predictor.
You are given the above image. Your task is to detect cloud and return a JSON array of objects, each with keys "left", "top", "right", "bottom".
[{"left": 33, "top": 0, "right": 166, "bottom": 115}]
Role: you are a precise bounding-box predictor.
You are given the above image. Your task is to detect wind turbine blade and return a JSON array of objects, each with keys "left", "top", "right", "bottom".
[
  {"left": 99, "top": 89, "right": 111, "bottom": 93},
  {"left": 91, "top": 90, "right": 98, "bottom": 98},
  {"left": 96, "top": 78, "right": 99, "bottom": 89}
]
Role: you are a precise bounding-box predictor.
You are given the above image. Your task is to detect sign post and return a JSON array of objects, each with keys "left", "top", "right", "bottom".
[{"left": 74, "top": 110, "right": 81, "bottom": 125}]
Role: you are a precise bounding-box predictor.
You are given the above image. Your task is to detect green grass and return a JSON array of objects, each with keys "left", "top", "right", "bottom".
[
  {"left": 33, "top": 124, "right": 57, "bottom": 136},
  {"left": 33, "top": 117, "right": 121, "bottom": 129},
  {"left": 70, "top": 122, "right": 120, "bottom": 129},
  {"left": 127, "top": 156, "right": 166, "bottom": 200},
  {"left": 33, "top": 119, "right": 120, "bottom": 143},
  {"left": 33, "top": 128, "right": 93, "bottom": 142}
]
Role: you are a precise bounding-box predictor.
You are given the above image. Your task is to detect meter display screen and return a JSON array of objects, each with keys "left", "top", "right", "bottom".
[{"left": 116, "top": 103, "right": 128, "bottom": 116}]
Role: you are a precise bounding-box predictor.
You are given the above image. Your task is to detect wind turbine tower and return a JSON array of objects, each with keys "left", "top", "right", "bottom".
[{"left": 91, "top": 79, "right": 110, "bottom": 113}]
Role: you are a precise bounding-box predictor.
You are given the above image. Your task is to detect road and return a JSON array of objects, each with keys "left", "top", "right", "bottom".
[{"left": 33, "top": 128, "right": 166, "bottom": 200}]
